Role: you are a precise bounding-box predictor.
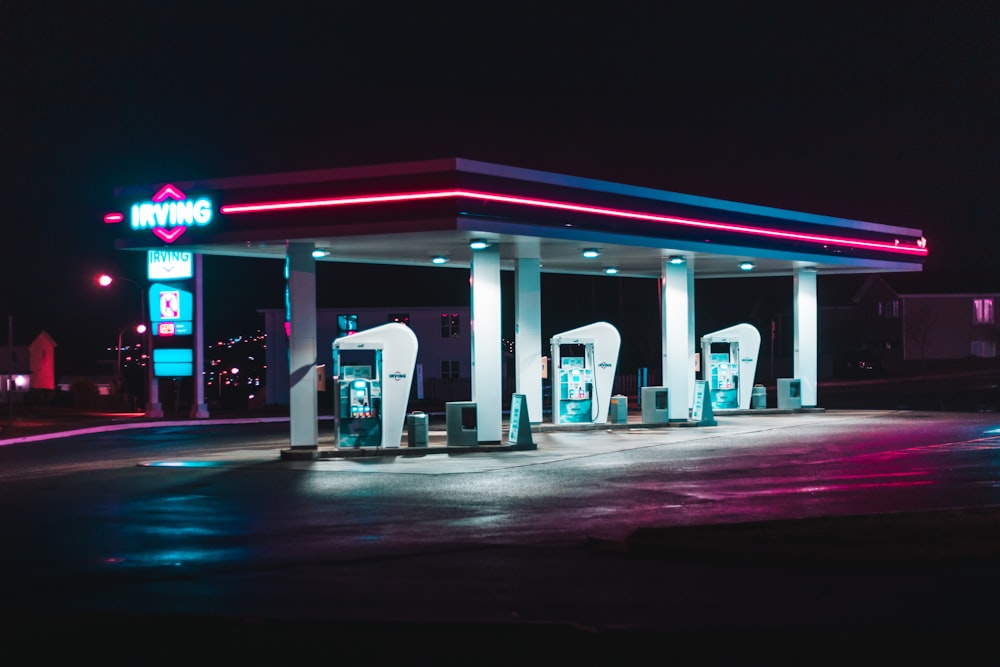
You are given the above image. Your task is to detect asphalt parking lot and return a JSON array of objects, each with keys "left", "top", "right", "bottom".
[{"left": 4, "top": 405, "right": 1000, "bottom": 661}]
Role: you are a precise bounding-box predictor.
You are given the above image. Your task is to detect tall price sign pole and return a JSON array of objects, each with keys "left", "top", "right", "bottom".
[{"left": 190, "top": 253, "right": 208, "bottom": 418}]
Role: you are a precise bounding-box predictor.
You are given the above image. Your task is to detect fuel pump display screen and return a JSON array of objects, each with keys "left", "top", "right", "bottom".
[{"left": 351, "top": 379, "right": 373, "bottom": 418}]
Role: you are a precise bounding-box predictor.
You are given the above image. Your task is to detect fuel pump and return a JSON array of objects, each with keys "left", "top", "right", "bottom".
[
  {"left": 556, "top": 355, "right": 593, "bottom": 423},
  {"left": 550, "top": 322, "right": 621, "bottom": 425},
  {"left": 707, "top": 346, "right": 739, "bottom": 410},
  {"left": 332, "top": 322, "right": 418, "bottom": 448},
  {"left": 335, "top": 362, "right": 382, "bottom": 447},
  {"left": 700, "top": 323, "right": 761, "bottom": 411}
]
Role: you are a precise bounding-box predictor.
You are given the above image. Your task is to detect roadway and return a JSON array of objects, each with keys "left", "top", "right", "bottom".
[{"left": 2, "top": 409, "right": 999, "bottom": 662}]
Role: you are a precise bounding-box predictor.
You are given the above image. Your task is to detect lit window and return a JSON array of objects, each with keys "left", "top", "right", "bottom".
[
  {"left": 973, "top": 299, "right": 994, "bottom": 324},
  {"left": 338, "top": 314, "right": 358, "bottom": 337},
  {"left": 971, "top": 341, "right": 996, "bottom": 358},
  {"left": 441, "top": 313, "right": 460, "bottom": 338},
  {"left": 441, "top": 360, "right": 460, "bottom": 381},
  {"left": 877, "top": 300, "right": 899, "bottom": 319}
]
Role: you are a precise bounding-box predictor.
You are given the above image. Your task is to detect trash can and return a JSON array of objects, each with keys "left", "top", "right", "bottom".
[
  {"left": 406, "top": 411, "right": 428, "bottom": 447},
  {"left": 609, "top": 394, "right": 628, "bottom": 424},
  {"left": 641, "top": 387, "right": 669, "bottom": 423},
  {"left": 777, "top": 378, "right": 802, "bottom": 410},
  {"left": 751, "top": 384, "right": 767, "bottom": 410},
  {"left": 446, "top": 401, "right": 478, "bottom": 446}
]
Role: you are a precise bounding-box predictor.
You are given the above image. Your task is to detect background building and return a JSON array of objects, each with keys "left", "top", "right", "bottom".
[
  {"left": 259, "top": 306, "right": 476, "bottom": 407},
  {"left": 2, "top": 330, "right": 57, "bottom": 403},
  {"left": 821, "top": 275, "right": 999, "bottom": 376}
]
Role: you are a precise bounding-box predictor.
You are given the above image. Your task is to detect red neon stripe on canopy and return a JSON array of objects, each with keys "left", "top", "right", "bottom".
[{"left": 219, "top": 189, "right": 928, "bottom": 257}]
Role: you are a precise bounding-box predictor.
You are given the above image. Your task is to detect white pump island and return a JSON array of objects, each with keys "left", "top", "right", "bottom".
[
  {"left": 332, "top": 322, "right": 418, "bottom": 448},
  {"left": 700, "top": 323, "right": 761, "bottom": 411},
  {"left": 550, "top": 322, "right": 621, "bottom": 425}
]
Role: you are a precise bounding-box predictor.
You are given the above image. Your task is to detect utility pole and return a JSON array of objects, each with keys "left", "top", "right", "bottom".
[{"left": 8, "top": 315, "right": 13, "bottom": 427}]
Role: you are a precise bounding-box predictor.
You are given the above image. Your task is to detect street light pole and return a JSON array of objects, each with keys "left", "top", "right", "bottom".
[
  {"left": 116, "top": 327, "right": 124, "bottom": 392},
  {"left": 7, "top": 315, "right": 13, "bottom": 428},
  {"left": 98, "top": 274, "right": 162, "bottom": 418},
  {"left": 139, "top": 286, "right": 163, "bottom": 417},
  {"left": 115, "top": 321, "right": 147, "bottom": 409}
]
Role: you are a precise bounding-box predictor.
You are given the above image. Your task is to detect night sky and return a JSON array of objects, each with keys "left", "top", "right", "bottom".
[{"left": 2, "top": 3, "right": 997, "bottom": 373}]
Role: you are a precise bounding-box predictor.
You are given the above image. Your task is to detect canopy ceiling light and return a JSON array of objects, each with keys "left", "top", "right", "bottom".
[
  {"left": 604, "top": 266, "right": 620, "bottom": 275},
  {"left": 469, "top": 239, "right": 490, "bottom": 250},
  {"left": 431, "top": 256, "right": 448, "bottom": 265},
  {"left": 582, "top": 248, "right": 600, "bottom": 258},
  {"left": 739, "top": 261, "right": 755, "bottom": 271}
]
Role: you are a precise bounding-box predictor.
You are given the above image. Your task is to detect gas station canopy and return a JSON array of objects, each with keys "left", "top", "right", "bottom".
[
  {"left": 111, "top": 157, "right": 927, "bottom": 277},
  {"left": 107, "top": 157, "right": 927, "bottom": 445}
]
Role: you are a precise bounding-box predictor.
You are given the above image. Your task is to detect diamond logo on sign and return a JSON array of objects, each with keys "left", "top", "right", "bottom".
[{"left": 160, "top": 291, "right": 180, "bottom": 320}]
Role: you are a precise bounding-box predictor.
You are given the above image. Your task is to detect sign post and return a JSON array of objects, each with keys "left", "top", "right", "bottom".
[
  {"left": 507, "top": 393, "right": 535, "bottom": 449},
  {"left": 691, "top": 380, "right": 716, "bottom": 426}
]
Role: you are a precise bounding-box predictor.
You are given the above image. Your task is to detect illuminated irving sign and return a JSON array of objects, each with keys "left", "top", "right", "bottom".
[
  {"left": 148, "top": 250, "right": 194, "bottom": 280},
  {"left": 104, "top": 184, "right": 213, "bottom": 244}
]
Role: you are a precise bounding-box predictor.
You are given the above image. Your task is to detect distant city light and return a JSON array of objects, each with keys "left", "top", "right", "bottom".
[{"left": 205, "top": 331, "right": 265, "bottom": 403}]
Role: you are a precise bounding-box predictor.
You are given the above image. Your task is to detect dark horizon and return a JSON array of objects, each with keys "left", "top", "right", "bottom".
[{"left": 2, "top": 4, "right": 996, "bottom": 374}]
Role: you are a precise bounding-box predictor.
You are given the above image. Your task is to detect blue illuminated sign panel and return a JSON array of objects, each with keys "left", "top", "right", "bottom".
[
  {"left": 149, "top": 283, "right": 193, "bottom": 336},
  {"left": 153, "top": 348, "right": 193, "bottom": 377}
]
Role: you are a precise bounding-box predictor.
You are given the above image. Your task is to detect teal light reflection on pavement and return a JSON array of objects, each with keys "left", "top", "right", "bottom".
[{"left": 143, "top": 461, "right": 224, "bottom": 468}]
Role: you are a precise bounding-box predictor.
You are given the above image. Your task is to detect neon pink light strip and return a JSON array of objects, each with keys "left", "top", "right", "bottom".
[
  {"left": 103, "top": 212, "right": 124, "bottom": 224},
  {"left": 220, "top": 190, "right": 928, "bottom": 256}
]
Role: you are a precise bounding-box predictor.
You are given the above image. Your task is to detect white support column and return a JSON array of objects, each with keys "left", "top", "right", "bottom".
[
  {"left": 794, "top": 268, "right": 818, "bottom": 407},
  {"left": 661, "top": 258, "right": 692, "bottom": 421},
  {"left": 471, "top": 245, "right": 502, "bottom": 442},
  {"left": 287, "top": 241, "right": 318, "bottom": 449},
  {"left": 189, "top": 253, "right": 209, "bottom": 418},
  {"left": 514, "top": 258, "right": 543, "bottom": 424},
  {"left": 687, "top": 258, "right": 697, "bottom": 407}
]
